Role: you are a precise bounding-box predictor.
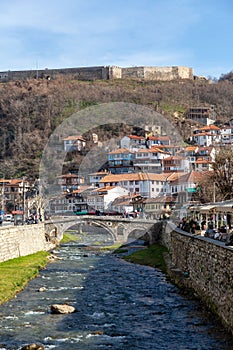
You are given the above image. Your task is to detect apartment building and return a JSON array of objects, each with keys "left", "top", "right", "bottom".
[{"left": 99, "top": 172, "right": 169, "bottom": 198}]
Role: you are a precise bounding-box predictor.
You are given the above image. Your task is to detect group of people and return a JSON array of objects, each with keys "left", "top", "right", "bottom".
[
  {"left": 177, "top": 216, "right": 233, "bottom": 244},
  {"left": 25, "top": 213, "right": 42, "bottom": 224},
  {"left": 177, "top": 217, "right": 200, "bottom": 234}
]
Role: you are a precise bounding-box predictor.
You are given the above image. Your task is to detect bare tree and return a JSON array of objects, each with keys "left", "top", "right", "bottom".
[{"left": 212, "top": 146, "right": 233, "bottom": 200}]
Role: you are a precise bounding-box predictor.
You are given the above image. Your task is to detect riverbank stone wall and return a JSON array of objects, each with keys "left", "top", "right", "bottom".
[
  {"left": 0, "top": 224, "right": 49, "bottom": 262},
  {"left": 160, "top": 222, "right": 233, "bottom": 333}
]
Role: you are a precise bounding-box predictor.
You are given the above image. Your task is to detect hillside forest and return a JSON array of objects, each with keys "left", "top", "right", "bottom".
[{"left": 0, "top": 71, "right": 233, "bottom": 180}]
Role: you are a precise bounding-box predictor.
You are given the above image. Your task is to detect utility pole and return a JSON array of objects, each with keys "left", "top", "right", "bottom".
[
  {"left": 22, "top": 179, "right": 25, "bottom": 225},
  {"left": 2, "top": 181, "right": 4, "bottom": 215},
  {"left": 0, "top": 175, "right": 5, "bottom": 218}
]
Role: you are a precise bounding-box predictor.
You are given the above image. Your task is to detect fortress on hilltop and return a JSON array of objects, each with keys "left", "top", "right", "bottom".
[{"left": 0, "top": 65, "right": 194, "bottom": 82}]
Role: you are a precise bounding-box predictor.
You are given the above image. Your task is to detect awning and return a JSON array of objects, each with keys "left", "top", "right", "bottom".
[
  {"left": 199, "top": 205, "right": 216, "bottom": 213},
  {"left": 214, "top": 203, "right": 233, "bottom": 213}
]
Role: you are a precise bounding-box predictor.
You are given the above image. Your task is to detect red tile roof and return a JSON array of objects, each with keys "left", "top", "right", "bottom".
[
  {"left": 100, "top": 172, "right": 169, "bottom": 183},
  {"left": 128, "top": 135, "right": 144, "bottom": 140},
  {"left": 63, "top": 135, "right": 85, "bottom": 141},
  {"left": 108, "top": 148, "right": 134, "bottom": 155}
]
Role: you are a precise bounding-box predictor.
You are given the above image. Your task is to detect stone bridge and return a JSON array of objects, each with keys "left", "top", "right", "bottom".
[{"left": 44, "top": 215, "right": 160, "bottom": 244}]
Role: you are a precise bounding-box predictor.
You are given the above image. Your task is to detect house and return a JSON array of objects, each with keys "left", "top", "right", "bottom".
[
  {"left": 191, "top": 125, "right": 221, "bottom": 146},
  {"left": 168, "top": 171, "right": 205, "bottom": 207},
  {"left": 146, "top": 135, "right": 171, "bottom": 147},
  {"left": 130, "top": 194, "right": 146, "bottom": 213},
  {"left": 196, "top": 146, "right": 215, "bottom": 161},
  {"left": 57, "top": 173, "right": 85, "bottom": 191},
  {"left": 63, "top": 135, "right": 86, "bottom": 152},
  {"left": 162, "top": 156, "right": 190, "bottom": 172},
  {"left": 99, "top": 172, "right": 169, "bottom": 198},
  {"left": 110, "top": 194, "right": 134, "bottom": 214},
  {"left": 107, "top": 148, "right": 135, "bottom": 174},
  {"left": 184, "top": 146, "right": 215, "bottom": 170},
  {"left": 144, "top": 196, "right": 176, "bottom": 219},
  {"left": 120, "top": 135, "right": 145, "bottom": 150},
  {"left": 48, "top": 185, "right": 94, "bottom": 215},
  {"left": 194, "top": 159, "right": 213, "bottom": 172},
  {"left": 87, "top": 186, "right": 129, "bottom": 213},
  {"left": 220, "top": 126, "right": 233, "bottom": 144},
  {"left": 88, "top": 171, "right": 110, "bottom": 187},
  {"left": 186, "top": 106, "right": 216, "bottom": 125},
  {"left": 133, "top": 147, "right": 170, "bottom": 173},
  {"left": 0, "top": 178, "right": 31, "bottom": 214}
]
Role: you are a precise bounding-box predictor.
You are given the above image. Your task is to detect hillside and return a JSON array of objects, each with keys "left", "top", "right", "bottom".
[{"left": 0, "top": 75, "right": 233, "bottom": 178}]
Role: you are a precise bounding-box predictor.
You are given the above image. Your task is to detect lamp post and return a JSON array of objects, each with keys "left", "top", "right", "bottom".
[{"left": 0, "top": 174, "right": 5, "bottom": 218}]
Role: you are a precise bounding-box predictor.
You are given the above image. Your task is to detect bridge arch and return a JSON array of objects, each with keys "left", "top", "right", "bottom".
[
  {"left": 85, "top": 221, "right": 117, "bottom": 242},
  {"left": 127, "top": 228, "right": 151, "bottom": 243}
]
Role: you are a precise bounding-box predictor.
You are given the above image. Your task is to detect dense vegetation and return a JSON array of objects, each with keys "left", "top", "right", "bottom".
[{"left": 1, "top": 74, "right": 233, "bottom": 178}]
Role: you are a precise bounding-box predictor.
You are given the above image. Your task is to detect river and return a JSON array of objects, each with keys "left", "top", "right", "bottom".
[{"left": 0, "top": 230, "right": 232, "bottom": 350}]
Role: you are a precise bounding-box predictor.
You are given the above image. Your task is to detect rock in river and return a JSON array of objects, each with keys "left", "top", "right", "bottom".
[
  {"left": 21, "top": 344, "right": 44, "bottom": 350},
  {"left": 50, "top": 303, "right": 76, "bottom": 314}
]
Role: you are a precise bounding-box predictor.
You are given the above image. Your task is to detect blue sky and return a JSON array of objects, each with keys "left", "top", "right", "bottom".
[{"left": 0, "top": 0, "right": 232, "bottom": 78}]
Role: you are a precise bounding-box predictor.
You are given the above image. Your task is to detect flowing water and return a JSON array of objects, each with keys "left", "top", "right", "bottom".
[{"left": 0, "top": 231, "right": 232, "bottom": 350}]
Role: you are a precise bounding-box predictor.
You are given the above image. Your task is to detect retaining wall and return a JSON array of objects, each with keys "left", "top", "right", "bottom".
[
  {"left": 0, "top": 224, "right": 50, "bottom": 262},
  {"left": 161, "top": 222, "right": 233, "bottom": 333}
]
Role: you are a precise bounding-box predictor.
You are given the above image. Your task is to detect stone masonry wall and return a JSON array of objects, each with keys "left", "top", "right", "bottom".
[
  {"left": 0, "top": 65, "right": 194, "bottom": 82},
  {"left": 161, "top": 222, "right": 233, "bottom": 333},
  {"left": 122, "top": 66, "right": 194, "bottom": 81},
  {"left": 0, "top": 224, "right": 48, "bottom": 262}
]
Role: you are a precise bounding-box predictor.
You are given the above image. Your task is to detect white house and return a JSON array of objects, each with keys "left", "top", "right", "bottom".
[
  {"left": 220, "top": 126, "right": 233, "bottom": 144},
  {"left": 88, "top": 171, "right": 110, "bottom": 186},
  {"left": 120, "top": 135, "right": 145, "bottom": 150},
  {"left": 168, "top": 171, "right": 205, "bottom": 207},
  {"left": 146, "top": 135, "right": 171, "bottom": 147},
  {"left": 87, "top": 186, "right": 129, "bottom": 213},
  {"left": 99, "top": 172, "right": 170, "bottom": 198},
  {"left": 63, "top": 135, "right": 86, "bottom": 152},
  {"left": 162, "top": 156, "right": 190, "bottom": 172},
  {"left": 110, "top": 194, "right": 134, "bottom": 214},
  {"left": 192, "top": 125, "right": 221, "bottom": 146},
  {"left": 134, "top": 147, "right": 170, "bottom": 172}
]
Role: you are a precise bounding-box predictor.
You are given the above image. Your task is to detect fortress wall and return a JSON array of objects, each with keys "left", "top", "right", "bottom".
[
  {"left": 121, "top": 66, "right": 145, "bottom": 79},
  {"left": 109, "top": 66, "right": 122, "bottom": 79},
  {"left": 121, "top": 66, "right": 194, "bottom": 81},
  {"left": 0, "top": 66, "right": 109, "bottom": 82},
  {"left": 143, "top": 66, "right": 194, "bottom": 80},
  {"left": 161, "top": 222, "right": 233, "bottom": 333},
  {"left": 0, "top": 224, "right": 49, "bottom": 262},
  {"left": 0, "top": 65, "right": 194, "bottom": 82},
  {"left": 177, "top": 66, "right": 194, "bottom": 79}
]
